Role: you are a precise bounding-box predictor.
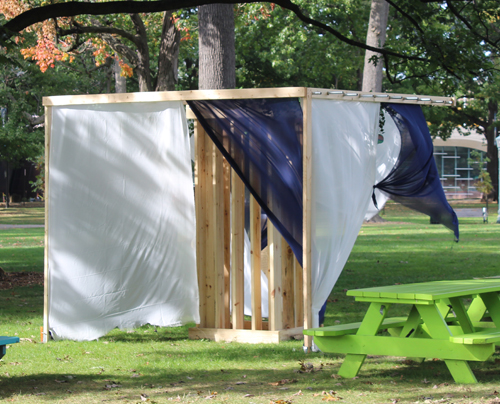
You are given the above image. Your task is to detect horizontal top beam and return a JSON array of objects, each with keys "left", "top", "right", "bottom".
[
  {"left": 43, "top": 87, "right": 455, "bottom": 107},
  {"left": 309, "top": 88, "right": 455, "bottom": 107},
  {"left": 42, "top": 87, "right": 308, "bottom": 106}
]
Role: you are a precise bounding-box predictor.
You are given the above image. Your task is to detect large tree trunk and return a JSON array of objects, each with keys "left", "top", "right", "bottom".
[
  {"left": 198, "top": 4, "right": 235, "bottom": 90},
  {"left": 130, "top": 13, "right": 153, "bottom": 92},
  {"left": 485, "top": 100, "right": 499, "bottom": 201},
  {"left": 156, "top": 11, "right": 181, "bottom": 91},
  {"left": 362, "top": 0, "right": 389, "bottom": 92},
  {"left": 113, "top": 58, "right": 127, "bottom": 93}
]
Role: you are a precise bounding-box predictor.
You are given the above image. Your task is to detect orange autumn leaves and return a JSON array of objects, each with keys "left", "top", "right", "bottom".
[{"left": 1, "top": 0, "right": 134, "bottom": 76}]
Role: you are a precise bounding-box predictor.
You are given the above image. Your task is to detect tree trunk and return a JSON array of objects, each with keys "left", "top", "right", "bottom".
[
  {"left": 198, "top": 4, "right": 235, "bottom": 90},
  {"left": 114, "top": 58, "right": 127, "bottom": 93},
  {"left": 156, "top": 11, "right": 181, "bottom": 91},
  {"left": 130, "top": 14, "right": 153, "bottom": 92},
  {"left": 485, "top": 100, "right": 498, "bottom": 201},
  {"left": 5, "top": 162, "right": 9, "bottom": 209},
  {"left": 362, "top": 0, "right": 389, "bottom": 92}
]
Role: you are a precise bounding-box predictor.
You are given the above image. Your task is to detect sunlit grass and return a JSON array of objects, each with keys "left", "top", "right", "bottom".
[{"left": 0, "top": 203, "right": 500, "bottom": 403}]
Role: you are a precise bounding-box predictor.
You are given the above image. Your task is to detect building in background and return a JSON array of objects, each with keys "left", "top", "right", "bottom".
[{"left": 433, "top": 129, "right": 487, "bottom": 200}]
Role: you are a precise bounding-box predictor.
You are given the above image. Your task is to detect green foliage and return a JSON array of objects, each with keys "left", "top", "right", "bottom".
[
  {"left": 27, "top": 153, "right": 43, "bottom": 196},
  {"left": 468, "top": 150, "right": 494, "bottom": 199},
  {"left": 234, "top": 1, "right": 368, "bottom": 89}
]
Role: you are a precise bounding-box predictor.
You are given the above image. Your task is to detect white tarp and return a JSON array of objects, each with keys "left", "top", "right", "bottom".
[
  {"left": 48, "top": 101, "right": 199, "bottom": 341},
  {"left": 243, "top": 230, "right": 269, "bottom": 318},
  {"left": 311, "top": 99, "right": 379, "bottom": 327},
  {"left": 364, "top": 108, "right": 401, "bottom": 220}
]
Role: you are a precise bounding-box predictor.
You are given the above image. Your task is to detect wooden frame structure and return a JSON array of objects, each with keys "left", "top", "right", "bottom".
[{"left": 42, "top": 87, "right": 455, "bottom": 346}]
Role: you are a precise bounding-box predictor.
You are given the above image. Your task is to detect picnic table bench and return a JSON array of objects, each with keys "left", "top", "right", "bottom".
[
  {"left": 0, "top": 336, "right": 20, "bottom": 360},
  {"left": 454, "top": 208, "right": 488, "bottom": 223},
  {"left": 304, "top": 279, "right": 500, "bottom": 384}
]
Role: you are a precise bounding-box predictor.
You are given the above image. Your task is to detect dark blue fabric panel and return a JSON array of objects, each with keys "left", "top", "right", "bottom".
[
  {"left": 188, "top": 99, "right": 303, "bottom": 265},
  {"left": 376, "top": 104, "right": 459, "bottom": 240}
]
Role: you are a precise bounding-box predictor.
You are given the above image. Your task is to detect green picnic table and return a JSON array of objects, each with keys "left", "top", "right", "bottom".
[{"left": 304, "top": 279, "right": 500, "bottom": 384}]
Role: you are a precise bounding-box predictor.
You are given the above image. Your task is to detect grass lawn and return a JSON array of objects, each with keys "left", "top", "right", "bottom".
[{"left": 1, "top": 202, "right": 500, "bottom": 403}]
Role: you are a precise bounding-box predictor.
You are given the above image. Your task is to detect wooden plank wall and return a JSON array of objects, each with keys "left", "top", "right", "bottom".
[{"left": 193, "top": 112, "right": 305, "bottom": 341}]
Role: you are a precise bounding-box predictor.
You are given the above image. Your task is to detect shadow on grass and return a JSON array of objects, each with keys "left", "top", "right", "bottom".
[{"left": 2, "top": 354, "right": 500, "bottom": 402}]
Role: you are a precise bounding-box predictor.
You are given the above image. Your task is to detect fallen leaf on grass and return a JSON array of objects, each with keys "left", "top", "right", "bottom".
[
  {"left": 268, "top": 379, "right": 298, "bottom": 386},
  {"left": 20, "top": 338, "right": 36, "bottom": 343},
  {"left": 9, "top": 362, "right": 21, "bottom": 366},
  {"left": 104, "top": 383, "right": 121, "bottom": 390},
  {"left": 271, "top": 400, "right": 292, "bottom": 404},
  {"left": 243, "top": 394, "right": 254, "bottom": 398},
  {"left": 298, "top": 360, "right": 316, "bottom": 373},
  {"left": 55, "top": 379, "right": 68, "bottom": 383},
  {"left": 313, "top": 391, "right": 342, "bottom": 401},
  {"left": 200, "top": 391, "right": 217, "bottom": 399},
  {"left": 235, "top": 382, "right": 247, "bottom": 385}
]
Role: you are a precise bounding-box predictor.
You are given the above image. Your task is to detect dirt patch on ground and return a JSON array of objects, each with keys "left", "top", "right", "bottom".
[{"left": 0, "top": 271, "right": 44, "bottom": 290}]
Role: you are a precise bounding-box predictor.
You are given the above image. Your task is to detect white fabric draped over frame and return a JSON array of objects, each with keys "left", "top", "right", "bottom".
[
  {"left": 310, "top": 99, "right": 379, "bottom": 327},
  {"left": 364, "top": 108, "right": 402, "bottom": 220},
  {"left": 48, "top": 102, "right": 199, "bottom": 341}
]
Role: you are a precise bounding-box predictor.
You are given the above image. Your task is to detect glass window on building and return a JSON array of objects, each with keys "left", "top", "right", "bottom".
[{"left": 433, "top": 146, "right": 486, "bottom": 199}]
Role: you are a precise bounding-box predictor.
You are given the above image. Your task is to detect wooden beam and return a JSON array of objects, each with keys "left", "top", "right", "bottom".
[
  {"left": 213, "top": 145, "right": 225, "bottom": 329},
  {"left": 204, "top": 139, "right": 216, "bottom": 329},
  {"left": 268, "top": 222, "right": 283, "bottom": 331},
  {"left": 250, "top": 196, "right": 262, "bottom": 330},
  {"left": 231, "top": 172, "right": 245, "bottom": 329},
  {"left": 189, "top": 326, "right": 304, "bottom": 344},
  {"left": 43, "top": 87, "right": 308, "bottom": 106},
  {"left": 309, "top": 88, "right": 455, "bottom": 106},
  {"left": 223, "top": 160, "right": 231, "bottom": 329},
  {"left": 195, "top": 119, "right": 208, "bottom": 328},
  {"left": 302, "top": 89, "right": 313, "bottom": 349},
  {"left": 294, "top": 257, "right": 304, "bottom": 328},
  {"left": 282, "top": 240, "right": 295, "bottom": 330},
  {"left": 43, "top": 106, "right": 52, "bottom": 343},
  {"left": 43, "top": 87, "right": 454, "bottom": 107}
]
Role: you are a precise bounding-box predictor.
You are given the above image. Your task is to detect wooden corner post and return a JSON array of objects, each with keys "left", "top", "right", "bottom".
[
  {"left": 302, "top": 89, "right": 313, "bottom": 350},
  {"left": 43, "top": 106, "right": 52, "bottom": 343}
]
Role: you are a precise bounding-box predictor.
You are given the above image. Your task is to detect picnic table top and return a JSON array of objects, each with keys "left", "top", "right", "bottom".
[
  {"left": 0, "top": 336, "right": 20, "bottom": 345},
  {"left": 347, "top": 279, "right": 500, "bottom": 301}
]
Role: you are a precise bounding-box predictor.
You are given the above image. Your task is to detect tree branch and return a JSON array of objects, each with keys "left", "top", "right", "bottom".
[
  {"left": 445, "top": 0, "right": 499, "bottom": 50},
  {"left": 57, "top": 23, "right": 141, "bottom": 47},
  {"left": 1, "top": 0, "right": 426, "bottom": 63}
]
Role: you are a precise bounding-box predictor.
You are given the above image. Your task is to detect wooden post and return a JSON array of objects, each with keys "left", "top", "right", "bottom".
[
  {"left": 195, "top": 119, "right": 208, "bottom": 328},
  {"left": 250, "top": 196, "right": 262, "bottom": 330},
  {"left": 281, "top": 240, "right": 295, "bottom": 329},
  {"left": 294, "top": 257, "right": 304, "bottom": 327},
  {"left": 43, "top": 106, "right": 52, "bottom": 343},
  {"left": 268, "top": 222, "right": 283, "bottom": 331},
  {"left": 203, "top": 137, "right": 216, "bottom": 328},
  {"left": 231, "top": 171, "right": 245, "bottom": 329},
  {"left": 213, "top": 145, "right": 225, "bottom": 328},
  {"left": 302, "top": 89, "right": 313, "bottom": 349},
  {"left": 223, "top": 160, "right": 231, "bottom": 329}
]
